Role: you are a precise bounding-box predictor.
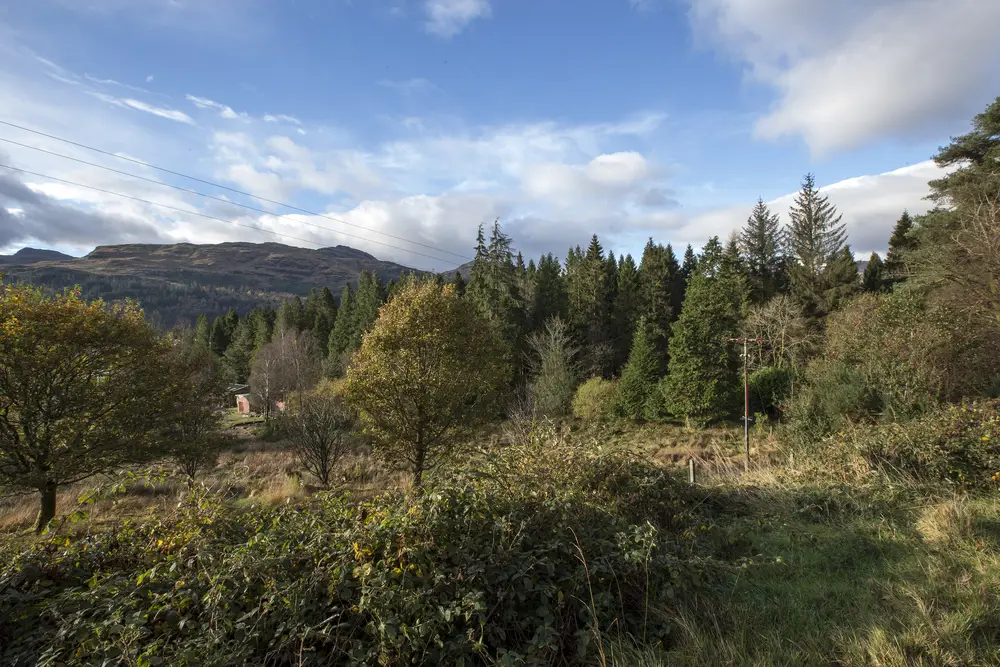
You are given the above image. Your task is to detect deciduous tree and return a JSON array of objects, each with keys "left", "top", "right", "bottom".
[{"left": 346, "top": 281, "right": 508, "bottom": 487}]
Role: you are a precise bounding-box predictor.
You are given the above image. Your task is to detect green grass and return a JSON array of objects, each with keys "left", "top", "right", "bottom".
[
  {"left": 219, "top": 408, "right": 264, "bottom": 429},
  {"left": 630, "top": 485, "right": 1000, "bottom": 667}
]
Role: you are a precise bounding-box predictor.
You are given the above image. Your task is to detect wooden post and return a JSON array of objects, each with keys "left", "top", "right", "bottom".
[
  {"left": 688, "top": 458, "right": 697, "bottom": 485},
  {"left": 743, "top": 338, "right": 750, "bottom": 473}
]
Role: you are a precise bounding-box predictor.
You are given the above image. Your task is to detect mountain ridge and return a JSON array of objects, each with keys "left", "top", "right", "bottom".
[{"left": 1, "top": 241, "right": 427, "bottom": 327}]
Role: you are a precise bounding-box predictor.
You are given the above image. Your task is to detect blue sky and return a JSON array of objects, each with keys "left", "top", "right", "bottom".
[{"left": 1, "top": 0, "right": 998, "bottom": 270}]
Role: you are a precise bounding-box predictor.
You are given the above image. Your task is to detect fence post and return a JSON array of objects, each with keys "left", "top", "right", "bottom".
[{"left": 688, "top": 458, "right": 697, "bottom": 485}]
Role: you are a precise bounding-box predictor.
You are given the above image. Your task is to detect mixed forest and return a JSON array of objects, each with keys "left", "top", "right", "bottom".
[{"left": 1, "top": 97, "right": 1000, "bottom": 666}]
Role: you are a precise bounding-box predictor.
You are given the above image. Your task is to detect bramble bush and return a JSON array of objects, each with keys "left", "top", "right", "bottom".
[
  {"left": 823, "top": 400, "right": 1000, "bottom": 489},
  {"left": 0, "top": 427, "right": 736, "bottom": 666}
]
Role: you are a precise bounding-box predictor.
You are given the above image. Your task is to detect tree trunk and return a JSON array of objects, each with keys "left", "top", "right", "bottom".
[
  {"left": 34, "top": 481, "right": 57, "bottom": 534},
  {"left": 412, "top": 433, "right": 426, "bottom": 490}
]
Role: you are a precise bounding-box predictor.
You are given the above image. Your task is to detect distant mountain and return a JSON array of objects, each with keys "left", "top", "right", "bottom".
[
  {"left": 0, "top": 247, "right": 74, "bottom": 266},
  {"left": 1, "top": 242, "right": 425, "bottom": 328}
]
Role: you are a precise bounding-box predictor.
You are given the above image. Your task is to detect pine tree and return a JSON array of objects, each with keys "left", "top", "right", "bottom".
[
  {"left": 614, "top": 318, "right": 660, "bottom": 420},
  {"left": 209, "top": 310, "right": 238, "bottom": 358},
  {"left": 252, "top": 307, "right": 274, "bottom": 356},
  {"left": 638, "top": 238, "right": 677, "bottom": 373},
  {"left": 452, "top": 270, "right": 467, "bottom": 298},
  {"left": 661, "top": 237, "right": 744, "bottom": 427},
  {"left": 532, "top": 253, "right": 567, "bottom": 331},
  {"left": 566, "top": 235, "right": 614, "bottom": 377},
  {"left": 787, "top": 173, "right": 849, "bottom": 320},
  {"left": 824, "top": 246, "right": 860, "bottom": 309},
  {"left": 349, "top": 271, "right": 386, "bottom": 350},
  {"left": 224, "top": 311, "right": 259, "bottom": 383},
  {"left": 681, "top": 244, "right": 698, "bottom": 284},
  {"left": 884, "top": 210, "right": 915, "bottom": 285},
  {"left": 740, "top": 198, "right": 786, "bottom": 302},
  {"left": 276, "top": 296, "right": 305, "bottom": 335},
  {"left": 193, "top": 314, "right": 211, "bottom": 350},
  {"left": 328, "top": 285, "right": 354, "bottom": 360},
  {"left": 613, "top": 253, "right": 641, "bottom": 373},
  {"left": 862, "top": 253, "right": 886, "bottom": 293},
  {"left": 465, "top": 220, "right": 526, "bottom": 369}
]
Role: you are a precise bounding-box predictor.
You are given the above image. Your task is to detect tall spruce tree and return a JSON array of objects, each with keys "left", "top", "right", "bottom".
[
  {"left": 740, "top": 198, "right": 786, "bottom": 302},
  {"left": 349, "top": 271, "right": 386, "bottom": 350},
  {"left": 787, "top": 173, "right": 850, "bottom": 320},
  {"left": 566, "top": 235, "right": 614, "bottom": 377},
  {"left": 614, "top": 317, "right": 660, "bottom": 420},
  {"left": 465, "top": 220, "right": 526, "bottom": 367},
  {"left": 680, "top": 244, "right": 698, "bottom": 284},
  {"left": 532, "top": 253, "right": 567, "bottom": 331},
  {"left": 883, "top": 210, "right": 915, "bottom": 285},
  {"left": 862, "top": 253, "right": 886, "bottom": 293},
  {"left": 452, "top": 270, "right": 467, "bottom": 297},
  {"left": 328, "top": 285, "right": 354, "bottom": 361},
  {"left": 276, "top": 296, "right": 305, "bottom": 336},
  {"left": 661, "top": 237, "right": 745, "bottom": 427},
  {"left": 193, "top": 314, "right": 211, "bottom": 350},
  {"left": 638, "top": 238, "right": 677, "bottom": 373},
  {"left": 613, "top": 253, "right": 641, "bottom": 373}
]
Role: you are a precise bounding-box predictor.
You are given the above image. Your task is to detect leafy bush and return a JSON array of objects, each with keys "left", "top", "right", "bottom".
[
  {"left": 0, "top": 428, "right": 733, "bottom": 666},
  {"left": 572, "top": 377, "right": 618, "bottom": 422},
  {"left": 838, "top": 400, "right": 1000, "bottom": 489}
]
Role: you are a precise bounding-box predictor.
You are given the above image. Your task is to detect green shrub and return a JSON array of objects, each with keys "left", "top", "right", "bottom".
[
  {"left": 749, "top": 366, "right": 794, "bottom": 419},
  {"left": 786, "top": 358, "right": 879, "bottom": 443},
  {"left": 0, "top": 428, "right": 732, "bottom": 666},
  {"left": 572, "top": 377, "right": 618, "bottom": 422},
  {"left": 839, "top": 400, "right": 1000, "bottom": 489}
]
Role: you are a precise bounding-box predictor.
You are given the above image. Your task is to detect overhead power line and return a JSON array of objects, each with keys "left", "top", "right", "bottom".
[
  {"left": 0, "top": 118, "right": 472, "bottom": 262},
  {"left": 0, "top": 162, "right": 456, "bottom": 265}
]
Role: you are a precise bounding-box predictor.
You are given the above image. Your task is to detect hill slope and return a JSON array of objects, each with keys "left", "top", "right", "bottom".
[
  {"left": 0, "top": 247, "right": 74, "bottom": 266},
  {"left": 1, "top": 242, "right": 424, "bottom": 327}
]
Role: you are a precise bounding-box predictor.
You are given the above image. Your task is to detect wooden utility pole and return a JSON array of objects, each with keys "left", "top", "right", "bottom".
[{"left": 725, "top": 337, "right": 765, "bottom": 472}]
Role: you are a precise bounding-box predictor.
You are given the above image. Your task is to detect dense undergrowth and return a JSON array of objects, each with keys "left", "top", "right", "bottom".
[{"left": 0, "top": 426, "right": 741, "bottom": 666}]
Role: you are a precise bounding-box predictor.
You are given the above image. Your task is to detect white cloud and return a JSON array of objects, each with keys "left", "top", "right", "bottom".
[
  {"left": 263, "top": 113, "right": 303, "bottom": 126},
  {"left": 90, "top": 92, "right": 195, "bottom": 125},
  {"left": 687, "top": 0, "right": 1000, "bottom": 155},
  {"left": 424, "top": 0, "right": 491, "bottom": 37},
  {"left": 185, "top": 94, "right": 247, "bottom": 120},
  {"left": 145, "top": 74, "right": 154, "bottom": 83},
  {"left": 684, "top": 160, "right": 952, "bottom": 255}
]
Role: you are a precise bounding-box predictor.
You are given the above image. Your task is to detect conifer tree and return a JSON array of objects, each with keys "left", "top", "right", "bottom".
[
  {"left": 787, "top": 173, "right": 850, "bottom": 320},
  {"left": 466, "top": 220, "right": 526, "bottom": 362},
  {"left": 884, "top": 210, "right": 915, "bottom": 285},
  {"left": 680, "top": 244, "right": 698, "bottom": 285},
  {"left": 740, "top": 198, "right": 786, "bottom": 302},
  {"left": 349, "top": 271, "right": 386, "bottom": 350},
  {"left": 613, "top": 253, "right": 641, "bottom": 373},
  {"left": 566, "top": 235, "right": 614, "bottom": 377},
  {"left": 252, "top": 307, "right": 274, "bottom": 356},
  {"left": 452, "top": 270, "right": 467, "bottom": 297},
  {"left": 637, "top": 238, "right": 677, "bottom": 373},
  {"left": 193, "top": 314, "right": 211, "bottom": 350},
  {"left": 614, "top": 318, "right": 659, "bottom": 420},
  {"left": 224, "top": 310, "right": 261, "bottom": 383},
  {"left": 824, "top": 246, "right": 860, "bottom": 309},
  {"left": 532, "top": 253, "right": 567, "bottom": 331},
  {"left": 209, "top": 309, "right": 238, "bottom": 358},
  {"left": 328, "top": 285, "right": 354, "bottom": 360},
  {"left": 661, "top": 237, "right": 745, "bottom": 427},
  {"left": 276, "top": 296, "right": 305, "bottom": 335},
  {"left": 862, "top": 253, "right": 886, "bottom": 293}
]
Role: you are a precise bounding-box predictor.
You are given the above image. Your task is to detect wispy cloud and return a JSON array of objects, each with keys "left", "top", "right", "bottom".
[
  {"left": 90, "top": 92, "right": 196, "bottom": 125},
  {"left": 263, "top": 113, "right": 303, "bottom": 126},
  {"left": 424, "top": 0, "right": 491, "bottom": 37},
  {"left": 185, "top": 94, "right": 248, "bottom": 120}
]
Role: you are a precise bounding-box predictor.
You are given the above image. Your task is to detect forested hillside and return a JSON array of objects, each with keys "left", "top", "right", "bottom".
[{"left": 0, "top": 241, "right": 424, "bottom": 327}]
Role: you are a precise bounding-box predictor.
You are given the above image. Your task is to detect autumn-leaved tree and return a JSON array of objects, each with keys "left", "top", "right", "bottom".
[
  {"left": 346, "top": 280, "right": 508, "bottom": 487},
  {"left": 0, "top": 285, "right": 194, "bottom": 532}
]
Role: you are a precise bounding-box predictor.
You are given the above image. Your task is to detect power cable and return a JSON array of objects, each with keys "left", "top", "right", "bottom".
[
  {"left": 0, "top": 162, "right": 455, "bottom": 265},
  {"left": 0, "top": 118, "right": 471, "bottom": 261}
]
